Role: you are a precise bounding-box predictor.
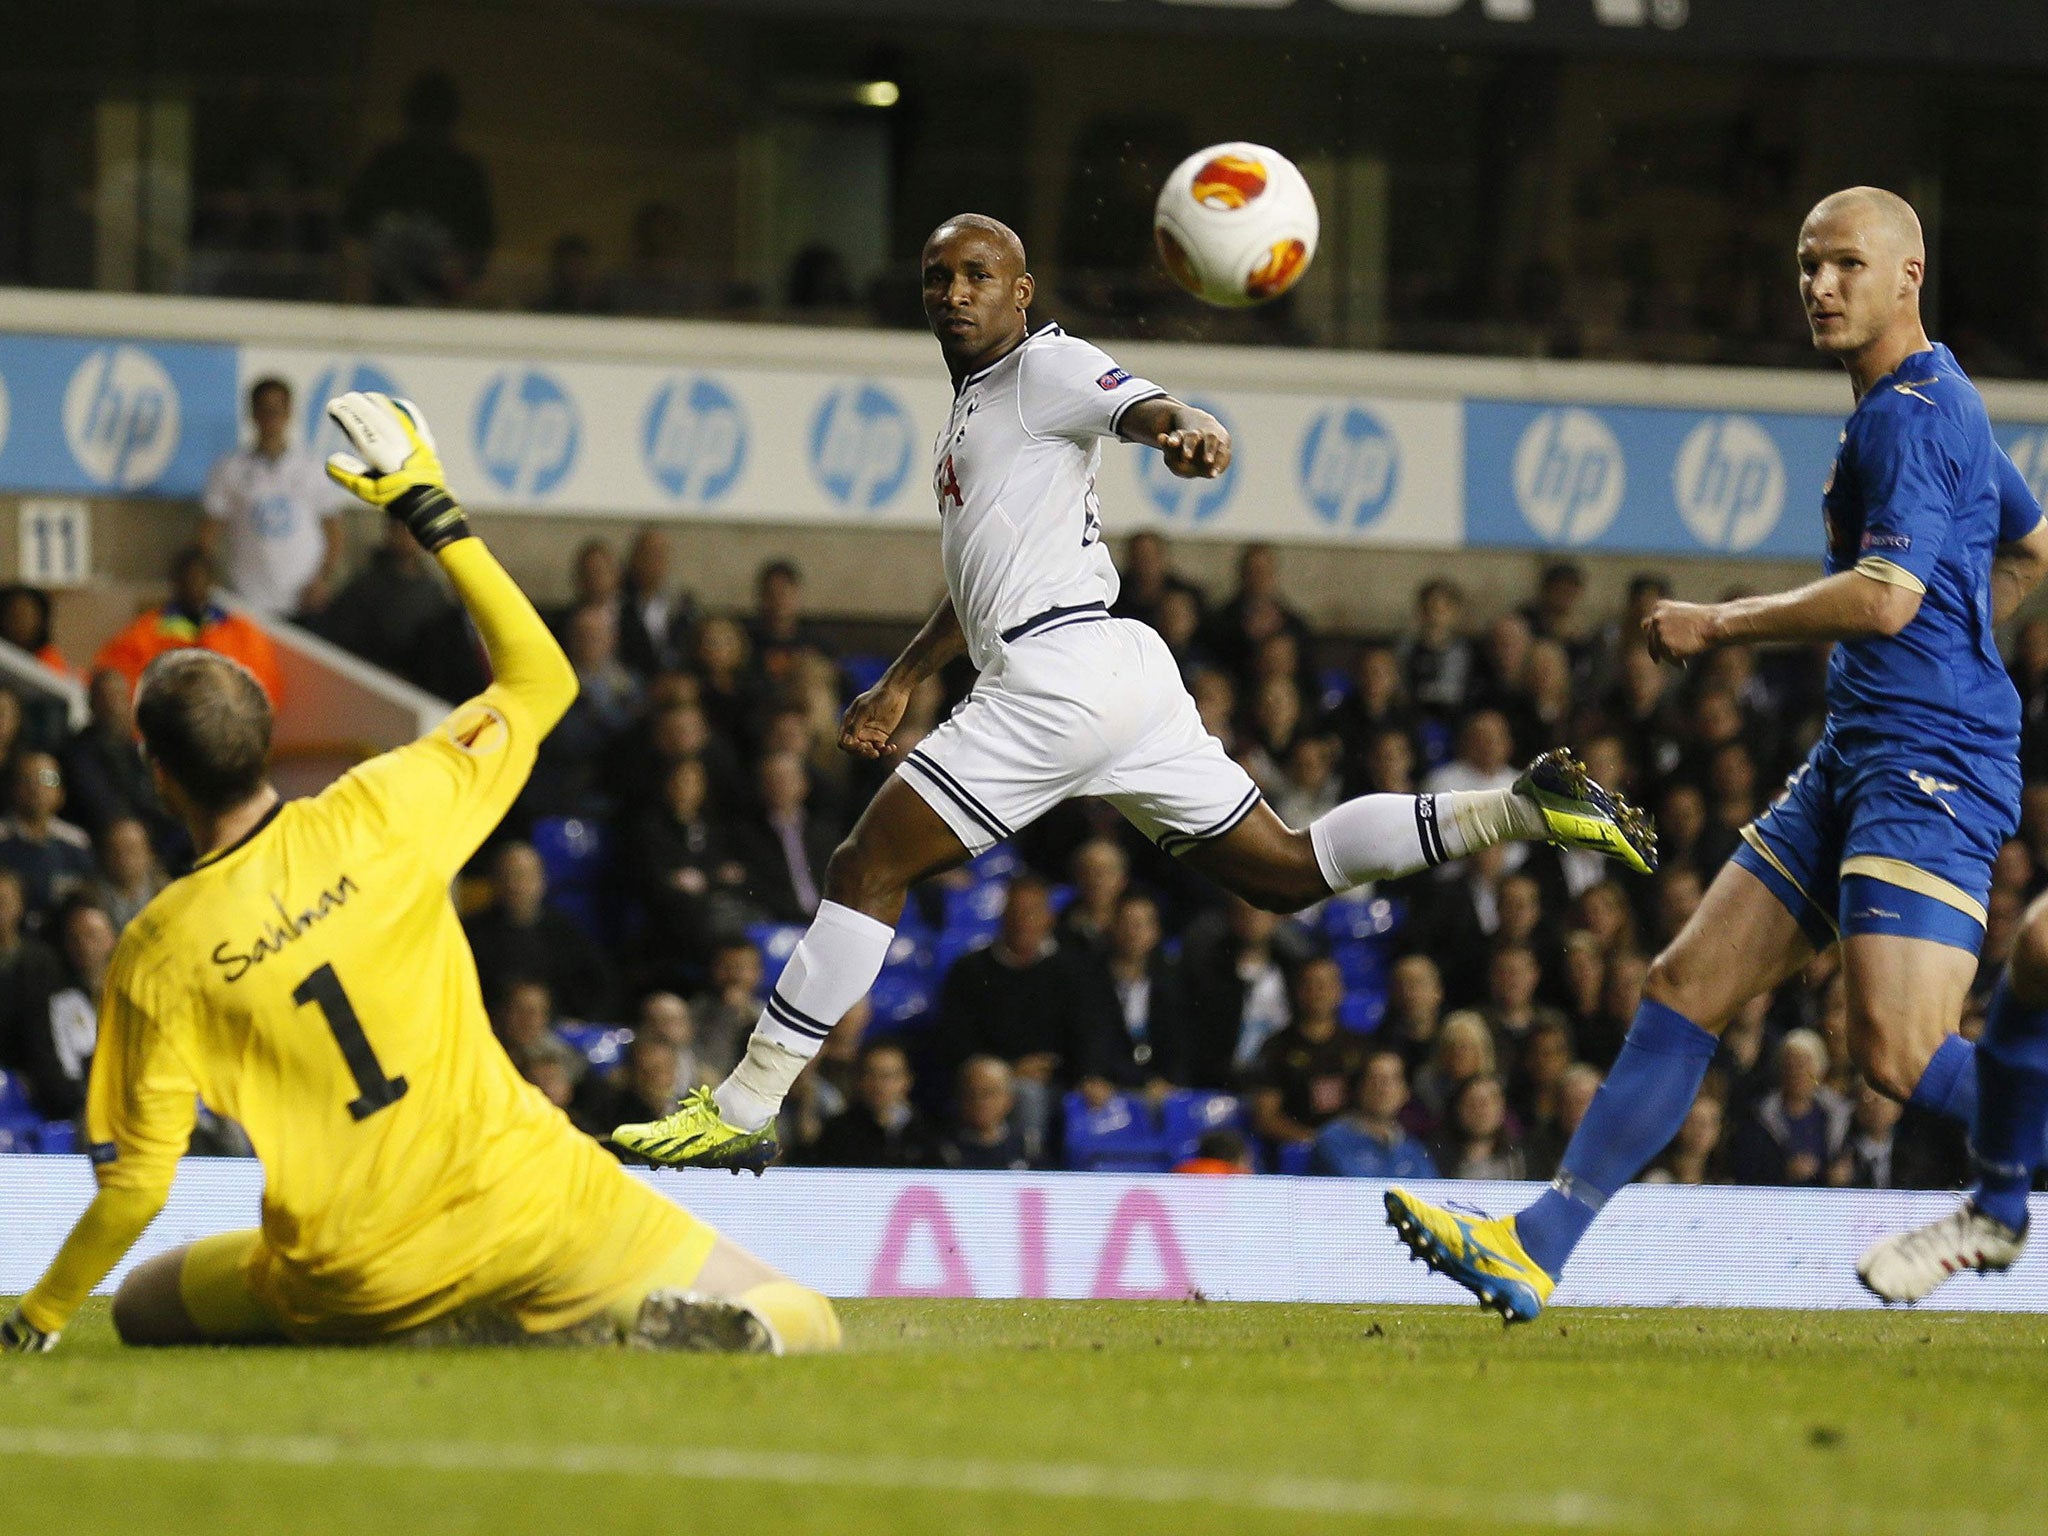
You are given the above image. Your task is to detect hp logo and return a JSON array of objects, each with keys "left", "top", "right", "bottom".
[
  {"left": 643, "top": 376, "right": 747, "bottom": 504},
  {"left": 1673, "top": 415, "right": 1784, "bottom": 552},
  {"left": 1138, "top": 397, "right": 1236, "bottom": 522},
  {"left": 810, "top": 384, "right": 911, "bottom": 511},
  {"left": 1512, "top": 408, "right": 1624, "bottom": 545},
  {"left": 474, "top": 370, "right": 579, "bottom": 498},
  {"left": 1297, "top": 405, "right": 1401, "bottom": 528},
  {"left": 63, "top": 345, "right": 181, "bottom": 489},
  {"left": 304, "top": 363, "right": 404, "bottom": 454}
]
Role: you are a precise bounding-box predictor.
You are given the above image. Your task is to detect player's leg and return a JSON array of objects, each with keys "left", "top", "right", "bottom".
[
  {"left": 1838, "top": 930, "right": 1978, "bottom": 1115},
  {"left": 1857, "top": 892, "right": 2046, "bottom": 1302},
  {"left": 612, "top": 775, "right": 970, "bottom": 1163},
  {"left": 1183, "top": 749, "right": 1653, "bottom": 910},
  {"left": 609, "top": 1234, "right": 841, "bottom": 1356},
  {"left": 112, "top": 1231, "right": 285, "bottom": 1346}
]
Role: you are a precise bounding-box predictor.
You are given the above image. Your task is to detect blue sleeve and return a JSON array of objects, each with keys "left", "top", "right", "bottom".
[
  {"left": 1996, "top": 448, "right": 2044, "bottom": 545},
  {"left": 1849, "top": 405, "right": 1960, "bottom": 588}
]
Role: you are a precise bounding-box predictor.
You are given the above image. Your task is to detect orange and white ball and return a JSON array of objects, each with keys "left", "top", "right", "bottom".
[{"left": 1153, "top": 142, "right": 1319, "bottom": 308}]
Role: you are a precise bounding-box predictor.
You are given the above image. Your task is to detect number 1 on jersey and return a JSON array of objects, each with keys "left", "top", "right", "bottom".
[{"left": 294, "top": 963, "right": 409, "bottom": 1121}]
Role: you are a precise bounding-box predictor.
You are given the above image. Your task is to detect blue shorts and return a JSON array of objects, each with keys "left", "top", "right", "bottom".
[{"left": 1731, "top": 731, "right": 2017, "bottom": 954}]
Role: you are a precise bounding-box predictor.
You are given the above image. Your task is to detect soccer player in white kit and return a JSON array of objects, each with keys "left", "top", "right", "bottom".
[{"left": 613, "top": 214, "right": 1656, "bottom": 1171}]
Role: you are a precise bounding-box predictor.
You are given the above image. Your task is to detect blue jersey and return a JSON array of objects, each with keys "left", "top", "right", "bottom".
[{"left": 1820, "top": 343, "right": 2034, "bottom": 754}]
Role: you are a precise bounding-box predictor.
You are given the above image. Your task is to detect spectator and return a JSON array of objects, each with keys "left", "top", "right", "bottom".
[
  {"left": 515, "top": 1033, "right": 584, "bottom": 1113},
  {"left": 95, "top": 818, "right": 164, "bottom": 933},
  {"left": 605, "top": 200, "right": 703, "bottom": 317},
  {"left": 461, "top": 842, "right": 617, "bottom": 1020},
  {"left": 1202, "top": 543, "right": 1311, "bottom": 684},
  {"left": 95, "top": 547, "right": 284, "bottom": 704},
  {"left": 1432, "top": 1074, "right": 1525, "bottom": 1180},
  {"left": 734, "top": 752, "right": 836, "bottom": 923},
  {"left": 1329, "top": 644, "right": 1414, "bottom": 791},
  {"left": 937, "top": 877, "right": 1107, "bottom": 1146},
  {"left": 534, "top": 232, "right": 604, "bottom": 314},
  {"left": 15, "top": 893, "right": 116, "bottom": 1120},
  {"left": 806, "top": 1041, "right": 948, "bottom": 1169},
  {"left": 1151, "top": 587, "right": 1215, "bottom": 676},
  {"left": 343, "top": 69, "right": 496, "bottom": 305},
  {"left": 1583, "top": 949, "right": 1649, "bottom": 1071},
  {"left": 782, "top": 998, "right": 868, "bottom": 1153},
  {"left": 553, "top": 538, "right": 621, "bottom": 637},
  {"left": 1270, "top": 735, "right": 1342, "bottom": 830},
  {"left": 1477, "top": 942, "right": 1569, "bottom": 1056},
  {"left": 1245, "top": 957, "right": 1371, "bottom": 1148},
  {"left": 1527, "top": 1062, "right": 1603, "bottom": 1180},
  {"left": 1424, "top": 708, "right": 1519, "bottom": 797},
  {"left": 1520, "top": 560, "right": 1588, "bottom": 653},
  {"left": 0, "top": 585, "right": 72, "bottom": 674},
  {"left": 748, "top": 559, "right": 826, "bottom": 688},
  {"left": 631, "top": 757, "right": 746, "bottom": 987},
  {"left": 1830, "top": 1078, "right": 1907, "bottom": 1189},
  {"left": 1173, "top": 1128, "right": 1255, "bottom": 1176},
  {"left": 61, "top": 668, "right": 182, "bottom": 859},
  {"left": 1057, "top": 836, "right": 1129, "bottom": 953},
  {"left": 199, "top": 376, "right": 349, "bottom": 618},
  {"left": 1310, "top": 1050, "right": 1437, "bottom": 1178},
  {"left": 1111, "top": 531, "right": 1206, "bottom": 630},
  {"left": 617, "top": 529, "right": 696, "bottom": 678},
  {"left": 1411, "top": 1009, "right": 1497, "bottom": 1133},
  {"left": 1399, "top": 578, "right": 1475, "bottom": 721},
  {"left": 693, "top": 616, "right": 766, "bottom": 754},
  {"left": 491, "top": 978, "right": 565, "bottom": 1061},
  {"left": 633, "top": 990, "right": 709, "bottom": 1100},
  {"left": 527, "top": 603, "right": 638, "bottom": 816},
  {"left": 574, "top": 1032, "right": 685, "bottom": 1148},
  {"left": 0, "top": 752, "right": 95, "bottom": 934},
  {"left": 693, "top": 937, "right": 766, "bottom": 1079},
  {"left": 1728, "top": 1028, "right": 1850, "bottom": 1187},
  {"left": 1182, "top": 896, "right": 1305, "bottom": 1083},
  {"left": 310, "top": 521, "right": 476, "bottom": 699},
  {"left": 0, "top": 687, "right": 23, "bottom": 780},
  {"left": 1380, "top": 952, "right": 1448, "bottom": 1071},
  {"left": 946, "top": 1056, "right": 1033, "bottom": 1171},
  {"left": 0, "top": 868, "right": 58, "bottom": 1081},
  {"left": 1081, "top": 892, "right": 1191, "bottom": 1094},
  {"left": 1508, "top": 1017, "right": 1575, "bottom": 1134}
]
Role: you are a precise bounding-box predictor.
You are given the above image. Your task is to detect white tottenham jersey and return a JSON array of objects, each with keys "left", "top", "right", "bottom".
[{"left": 931, "top": 324, "right": 1166, "bottom": 670}]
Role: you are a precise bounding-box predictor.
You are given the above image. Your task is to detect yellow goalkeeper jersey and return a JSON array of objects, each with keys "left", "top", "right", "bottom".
[{"left": 27, "top": 541, "right": 691, "bottom": 1340}]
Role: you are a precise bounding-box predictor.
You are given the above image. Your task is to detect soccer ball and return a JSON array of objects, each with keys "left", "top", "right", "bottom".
[{"left": 1153, "top": 142, "right": 1319, "bottom": 308}]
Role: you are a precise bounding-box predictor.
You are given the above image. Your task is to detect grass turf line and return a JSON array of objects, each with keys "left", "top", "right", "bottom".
[{"left": 2, "top": 1297, "right": 2045, "bottom": 1535}]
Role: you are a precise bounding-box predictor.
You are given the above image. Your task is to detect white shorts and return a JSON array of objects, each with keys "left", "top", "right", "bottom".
[{"left": 899, "top": 613, "right": 1263, "bottom": 857}]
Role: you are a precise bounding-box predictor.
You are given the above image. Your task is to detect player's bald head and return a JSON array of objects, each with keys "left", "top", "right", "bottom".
[
  {"left": 135, "top": 648, "right": 272, "bottom": 814},
  {"left": 924, "top": 214, "right": 1027, "bottom": 274},
  {"left": 1801, "top": 186, "right": 1925, "bottom": 265}
]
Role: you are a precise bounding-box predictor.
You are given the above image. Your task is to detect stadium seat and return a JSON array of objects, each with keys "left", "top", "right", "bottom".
[
  {"left": 33, "top": 1120, "right": 77, "bottom": 1155},
  {"left": 965, "top": 843, "right": 1021, "bottom": 883},
  {"left": 1273, "top": 1140, "right": 1314, "bottom": 1177},
  {"left": 839, "top": 654, "right": 892, "bottom": 695},
  {"left": 1063, "top": 1091, "right": 1171, "bottom": 1173},
  {"left": 557, "top": 1023, "right": 632, "bottom": 1070},
  {"left": 1318, "top": 667, "right": 1350, "bottom": 715},
  {"left": 529, "top": 816, "right": 612, "bottom": 937},
  {"left": 867, "top": 933, "right": 937, "bottom": 1030},
  {"left": 1337, "top": 988, "right": 1386, "bottom": 1034},
  {"left": 0, "top": 1069, "right": 38, "bottom": 1131},
  {"left": 1159, "top": 1090, "right": 1243, "bottom": 1164}
]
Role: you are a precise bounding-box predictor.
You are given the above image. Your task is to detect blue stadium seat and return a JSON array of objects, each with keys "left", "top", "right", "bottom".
[
  {"left": 746, "top": 922, "right": 808, "bottom": 988},
  {"left": 557, "top": 1023, "right": 633, "bottom": 1070},
  {"left": 0, "top": 1125, "right": 33, "bottom": 1154},
  {"left": 1337, "top": 988, "right": 1386, "bottom": 1035},
  {"left": 1318, "top": 667, "right": 1351, "bottom": 715},
  {"left": 965, "top": 843, "right": 1020, "bottom": 883},
  {"left": 1062, "top": 1091, "right": 1171, "bottom": 1173},
  {"left": 867, "top": 933, "right": 936, "bottom": 1030},
  {"left": 529, "top": 816, "right": 612, "bottom": 937},
  {"left": 1274, "top": 1140, "right": 1314, "bottom": 1176},
  {"left": 1321, "top": 892, "right": 1404, "bottom": 943},
  {"left": 1159, "top": 1090, "right": 1243, "bottom": 1164},
  {"left": 940, "top": 879, "right": 1009, "bottom": 945},
  {"left": 0, "top": 1069, "right": 37, "bottom": 1130},
  {"left": 931, "top": 926, "right": 992, "bottom": 978},
  {"left": 1417, "top": 717, "right": 1453, "bottom": 770},
  {"left": 839, "top": 654, "right": 891, "bottom": 695},
  {"left": 33, "top": 1120, "right": 77, "bottom": 1155}
]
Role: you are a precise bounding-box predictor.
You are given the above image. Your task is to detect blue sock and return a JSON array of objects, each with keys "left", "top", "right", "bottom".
[
  {"left": 1907, "top": 1033, "right": 1978, "bottom": 1127},
  {"left": 1515, "top": 998, "right": 1719, "bottom": 1276},
  {"left": 1972, "top": 981, "right": 2048, "bottom": 1233}
]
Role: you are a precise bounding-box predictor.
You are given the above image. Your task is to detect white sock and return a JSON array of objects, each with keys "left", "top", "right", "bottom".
[
  {"left": 1309, "top": 790, "right": 1545, "bottom": 892},
  {"left": 713, "top": 899, "right": 894, "bottom": 1131}
]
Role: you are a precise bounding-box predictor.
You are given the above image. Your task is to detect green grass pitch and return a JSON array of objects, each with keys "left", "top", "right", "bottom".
[{"left": 3, "top": 1298, "right": 2045, "bottom": 1535}]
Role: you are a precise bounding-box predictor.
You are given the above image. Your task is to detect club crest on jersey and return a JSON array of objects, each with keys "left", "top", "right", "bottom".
[
  {"left": 934, "top": 452, "right": 964, "bottom": 512},
  {"left": 1095, "top": 368, "right": 1130, "bottom": 392}
]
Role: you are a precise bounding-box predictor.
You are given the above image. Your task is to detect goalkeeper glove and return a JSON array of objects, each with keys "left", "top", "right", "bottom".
[
  {"left": 1, "top": 1308, "right": 58, "bottom": 1353},
  {"left": 324, "top": 391, "right": 472, "bottom": 553}
]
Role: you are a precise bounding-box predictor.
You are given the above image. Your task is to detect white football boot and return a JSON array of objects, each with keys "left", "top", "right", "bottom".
[{"left": 1856, "top": 1203, "right": 2028, "bottom": 1305}]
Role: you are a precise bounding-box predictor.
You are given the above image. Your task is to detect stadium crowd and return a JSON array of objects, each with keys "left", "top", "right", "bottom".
[{"left": 7, "top": 523, "right": 2048, "bottom": 1191}]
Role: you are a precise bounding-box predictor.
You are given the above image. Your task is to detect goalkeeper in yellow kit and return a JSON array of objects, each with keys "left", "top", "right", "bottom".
[{"left": 1, "top": 393, "right": 838, "bottom": 1357}]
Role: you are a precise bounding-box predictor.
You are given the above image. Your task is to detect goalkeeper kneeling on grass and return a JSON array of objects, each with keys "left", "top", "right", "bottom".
[{"left": 3, "top": 393, "right": 837, "bottom": 1357}]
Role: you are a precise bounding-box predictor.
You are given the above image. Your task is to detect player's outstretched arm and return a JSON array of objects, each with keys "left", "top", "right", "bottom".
[
  {"left": 325, "top": 391, "right": 576, "bottom": 734},
  {"left": 1644, "top": 570, "right": 1920, "bottom": 665},
  {"left": 840, "top": 596, "right": 965, "bottom": 760},
  {"left": 1117, "top": 396, "right": 1230, "bottom": 480}
]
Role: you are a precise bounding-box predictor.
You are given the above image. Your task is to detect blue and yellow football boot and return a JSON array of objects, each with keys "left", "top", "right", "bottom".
[
  {"left": 611, "top": 1087, "right": 779, "bottom": 1174},
  {"left": 1384, "top": 1187, "right": 1557, "bottom": 1324},
  {"left": 1517, "top": 748, "right": 1658, "bottom": 876}
]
